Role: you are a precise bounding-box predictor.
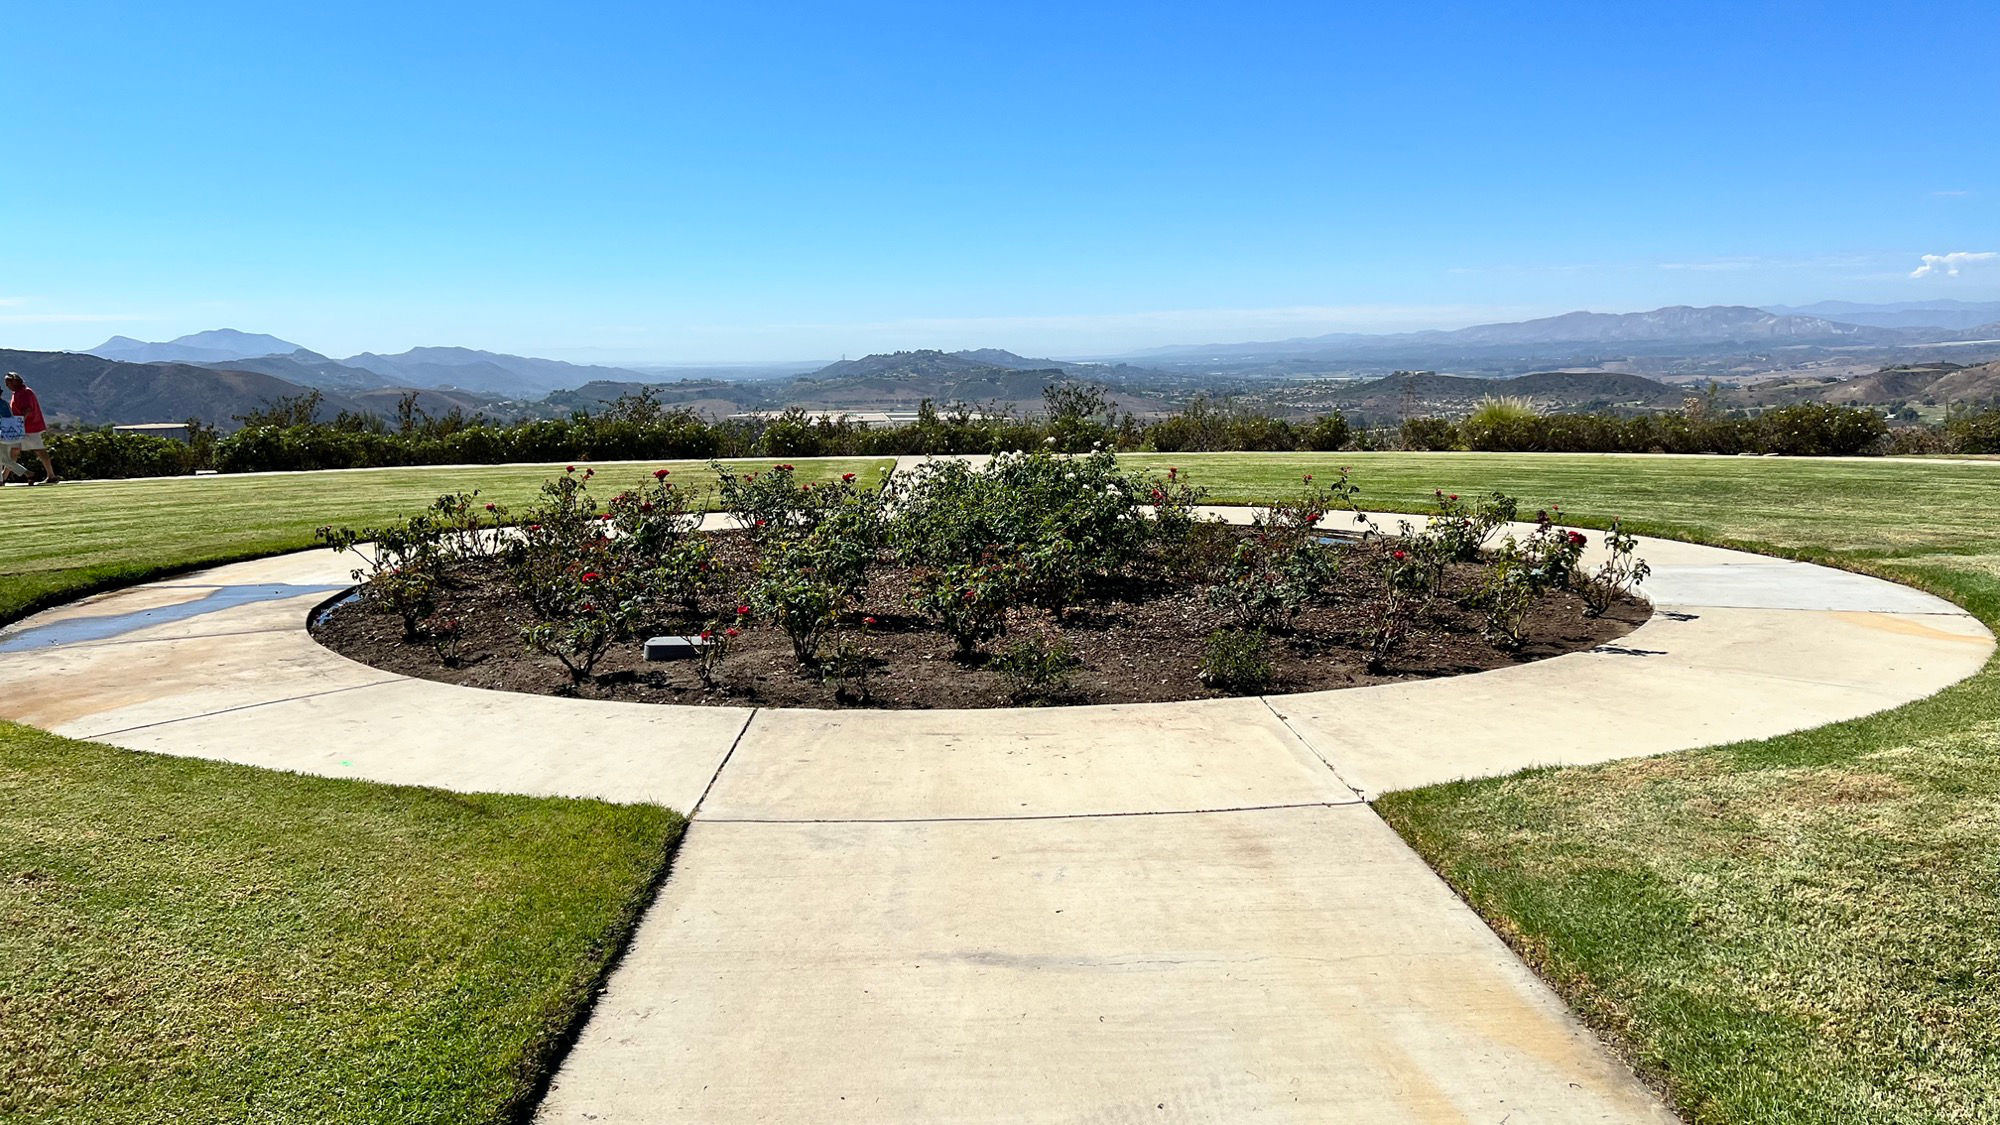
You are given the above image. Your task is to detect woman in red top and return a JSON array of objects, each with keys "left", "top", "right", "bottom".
[{"left": 3, "top": 372, "right": 59, "bottom": 484}]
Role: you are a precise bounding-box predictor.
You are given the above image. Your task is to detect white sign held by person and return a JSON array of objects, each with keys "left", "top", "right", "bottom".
[{"left": 0, "top": 416, "right": 24, "bottom": 444}]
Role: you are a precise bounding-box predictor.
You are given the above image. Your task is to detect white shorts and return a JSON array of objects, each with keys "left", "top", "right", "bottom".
[{"left": 15, "top": 431, "right": 44, "bottom": 451}]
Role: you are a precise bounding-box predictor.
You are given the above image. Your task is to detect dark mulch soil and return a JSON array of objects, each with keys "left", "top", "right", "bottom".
[{"left": 313, "top": 532, "right": 1649, "bottom": 709}]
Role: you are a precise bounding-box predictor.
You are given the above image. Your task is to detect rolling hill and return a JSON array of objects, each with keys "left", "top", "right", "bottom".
[
  {"left": 3, "top": 349, "right": 342, "bottom": 426},
  {"left": 89, "top": 331, "right": 662, "bottom": 398},
  {"left": 336, "top": 347, "right": 656, "bottom": 396},
  {"left": 1, "top": 349, "right": 517, "bottom": 427}
]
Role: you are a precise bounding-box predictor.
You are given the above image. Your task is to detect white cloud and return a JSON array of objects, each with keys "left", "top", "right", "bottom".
[{"left": 1910, "top": 251, "right": 1997, "bottom": 278}]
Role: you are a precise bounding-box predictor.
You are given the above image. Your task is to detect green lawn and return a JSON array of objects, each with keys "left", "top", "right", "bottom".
[
  {"left": 1129, "top": 450, "right": 2000, "bottom": 1125},
  {"left": 0, "top": 456, "right": 893, "bottom": 626},
  {"left": 0, "top": 722, "right": 683, "bottom": 1124},
  {"left": 6, "top": 451, "right": 1998, "bottom": 1123}
]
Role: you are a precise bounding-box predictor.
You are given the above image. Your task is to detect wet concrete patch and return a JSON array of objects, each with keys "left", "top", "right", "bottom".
[{"left": 0, "top": 583, "right": 346, "bottom": 652}]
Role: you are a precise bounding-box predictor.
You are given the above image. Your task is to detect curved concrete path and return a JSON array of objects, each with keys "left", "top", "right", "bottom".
[{"left": 1, "top": 515, "right": 1988, "bottom": 1123}]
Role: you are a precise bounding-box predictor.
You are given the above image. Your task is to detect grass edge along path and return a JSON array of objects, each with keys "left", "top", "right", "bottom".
[{"left": 0, "top": 721, "right": 686, "bottom": 1125}]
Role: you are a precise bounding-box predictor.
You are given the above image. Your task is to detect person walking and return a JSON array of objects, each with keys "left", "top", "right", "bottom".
[{"left": 3, "top": 372, "right": 58, "bottom": 484}]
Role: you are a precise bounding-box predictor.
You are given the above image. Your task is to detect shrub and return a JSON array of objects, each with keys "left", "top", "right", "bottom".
[
  {"left": 912, "top": 560, "right": 1019, "bottom": 657},
  {"left": 1944, "top": 408, "right": 2000, "bottom": 454},
  {"left": 1517, "top": 508, "right": 1588, "bottom": 591},
  {"left": 1477, "top": 545, "right": 1538, "bottom": 650},
  {"left": 506, "top": 468, "right": 617, "bottom": 619},
  {"left": 990, "top": 633, "right": 1076, "bottom": 702},
  {"left": 315, "top": 503, "right": 459, "bottom": 642},
  {"left": 1204, "top": 471, "right": 1354, "bottom": 630},
  {"left": 1400, "top": 416, "right": 1458, "bottom": 451},
  {"left": 45, "top": 428, "right": 198, "bottom": 480},
  {"left": 747, "top": 541, "right": 843, "bottom": 666},
  {"left": 694, "top": 616, "right": 744, "bottom": 689},
  {"left": 1364, "top": 546, "right": 1430, "bottom": 671},
  {"left": 1138, "top": 463, "right": 1214, "bottom": 566},
  {"left": 1583, "top": 517, "right": 1651, "bottom": 616},
  {"left": 820, "top": 617, "right": 879, "bottom": 703},
  {"left": 1298, "top": 412, "right": 1352, "bottom": 451},
  {"left": 1199, "top": 628, "right": 1273, "bottom": 692},
  {"left": 1754, "top": 403, "right": 1889, "bottom": 456},
  {"left": 890, "top": 448, "right": 1152, "bottom": 618},
  {"left": 1458, "top": 396, "right": 1542, "bottom": 451},
  {"left": 1423, "top": 489, "right": 1518, "bottom": 562},
  {"left": 521, "top": 601, "right": 637, "bottom": 684}
]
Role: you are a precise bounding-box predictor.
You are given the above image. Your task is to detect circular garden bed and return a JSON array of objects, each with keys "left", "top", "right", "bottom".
[{"left": 311, "top": 454, "right": 1651, "bottom": 709}]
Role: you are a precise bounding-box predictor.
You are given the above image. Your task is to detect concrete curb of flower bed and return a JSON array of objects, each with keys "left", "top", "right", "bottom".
[{"left": 2, "top": 507, "right": 1983, "bottom": 808}]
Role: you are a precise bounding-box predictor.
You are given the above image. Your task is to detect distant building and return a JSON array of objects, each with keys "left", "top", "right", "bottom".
[
  {"left": 728, "top": 409, "right": 991, "bottom": 427},
  {"left": 112, "top": 422, "right": 193, "bottom": 442}
]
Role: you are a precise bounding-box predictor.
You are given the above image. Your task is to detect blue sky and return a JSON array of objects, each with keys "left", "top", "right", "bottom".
[{"left": 4, "top": 0, "right": 1996, "bottom": 361}]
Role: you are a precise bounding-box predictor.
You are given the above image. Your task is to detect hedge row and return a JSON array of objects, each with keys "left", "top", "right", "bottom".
[
  {"left": 37, "top": 403, "right": 2000, "bottom": 482},
  {"left": 1401, "top": 402, "right": 1896, "bottom": 457}
]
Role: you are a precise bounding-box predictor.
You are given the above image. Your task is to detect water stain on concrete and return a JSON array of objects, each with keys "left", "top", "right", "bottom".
[{"left": 0, "top": 584, "right": 345, "bottom": 652}]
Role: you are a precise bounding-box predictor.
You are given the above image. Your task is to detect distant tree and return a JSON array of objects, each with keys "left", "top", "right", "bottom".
[
  {"left": 396, "top": 391, "right": 429, "bottom": 435},
  {"left": 235, "top": 390, "right": 323, "bottom": 428},
  {"left": 599, "top": 387, "right": 666, "bottom": 425},
  {"left": 1042, "top": 382, "right": 1113, "bottom": 422}
]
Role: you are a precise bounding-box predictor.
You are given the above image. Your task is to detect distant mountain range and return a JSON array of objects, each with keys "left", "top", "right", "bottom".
[
  {"left": 84, "top": 331, "right": 661, "bottom": 398},
  {"left": 1129, "top": 304, "right": 1933, "bottom": 363},
  {"left": 1761, "top": 300, "right": 2000, "bottom": 332},
  {"left": 17, "top": 303, "right": 1996, "bottom": 429},
  {"left": 0, "top": 348, "right": 497, "bottom": 428},
  {"left": 90, "top": 329, "right": 307, "bottom": 365}
]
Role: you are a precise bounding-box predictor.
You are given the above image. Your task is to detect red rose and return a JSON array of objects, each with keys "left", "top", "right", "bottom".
[
  {"left": 484, "top": 503, "right": 496, "bottom": 512},
  {"left": 654, "top": 468, "right": 670, "bottom": 479},
  {"left": 725, "top": 626, "right": 740, "bottom": 637},
  {"left": 528, "top": 523, "right": 542, "bottom": 532},
  {"left": 1302, "top": 474, "right": 1313, "bottom": 482},
  {"left": 863, "top": 616, "right": 877, "bottom": 626},
  {"left": 581, "top": 572, "right": 600, "bottom": 582},
  {"left": 700, "top": 629, "right": 713, "bottom": 640},
  {"left": 842, "top": 472, "right": 856, "bottom": 482},
  {"left": 565, "top": 465, "right": 575, "bottom": 473},
  {"left": 735, "top": 605, "right": 750, "bottom": 616},
  {"left": 1392, "top": 550, "right": 1407, "bottom": 561},
  {"left": 1448, "top": 494, "right": 1458, "bottom": 501}
]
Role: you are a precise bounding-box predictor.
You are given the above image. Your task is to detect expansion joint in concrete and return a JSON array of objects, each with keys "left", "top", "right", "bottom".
[
  {"left": 697, "top": 800, "right": 1364, "bottom": 826},
  {"left": 79, "top": 677, "right": 404, "bottom": 740},
  {"left": 1260, "top": 696, "right": 1368, "bottom": 801},
  {"left": 690, "top": 707, "right": 759, "bottom": 819}
]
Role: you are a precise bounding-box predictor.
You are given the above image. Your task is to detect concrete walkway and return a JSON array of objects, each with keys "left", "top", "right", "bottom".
[{"left": 1, "top": 515, "right": 1989, "bottom": 1123}]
